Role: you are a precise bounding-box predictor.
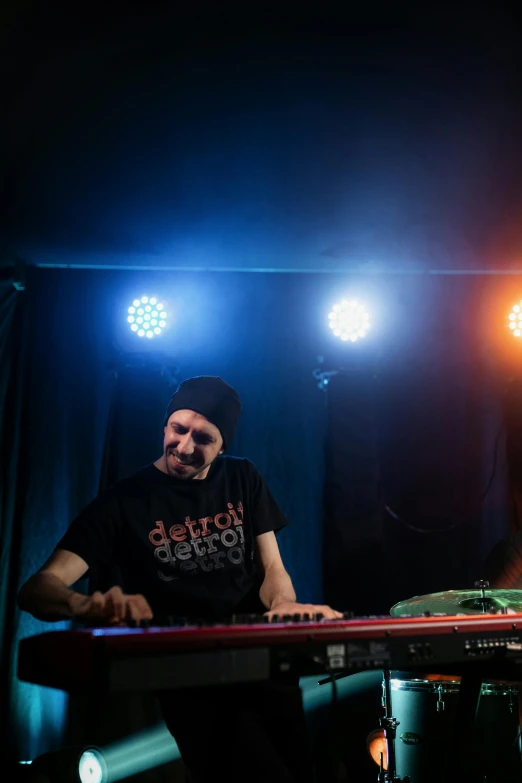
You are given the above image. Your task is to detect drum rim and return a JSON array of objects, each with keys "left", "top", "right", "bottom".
[{"left": 390, "top": 677, "right": 519, "bottom": 696}]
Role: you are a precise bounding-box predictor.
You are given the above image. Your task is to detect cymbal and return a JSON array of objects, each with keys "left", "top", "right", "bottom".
[{"left": 390, "top": 589, "right": 522, "bottom": 617}]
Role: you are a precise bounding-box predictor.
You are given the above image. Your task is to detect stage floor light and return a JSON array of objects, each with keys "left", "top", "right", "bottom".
[
  {"left": 28, "top": 727, "right": 180, "bottom": 783},
  {"left": 127, "top": 296, "right": 168, "bottom": 338},
  {"left": 78, "top": 749, "right": 106, "bottom": 783},
  {"left": 328, "top": 299, "right": 370, "bottom": 342},
  {"left": 508, "top": 299, "right": 522, "bottom": 339},
  {"left": 28, "top": 746, "right": 107, "bottom": 783}
]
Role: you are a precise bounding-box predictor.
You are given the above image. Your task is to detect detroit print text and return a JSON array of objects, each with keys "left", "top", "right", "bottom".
[{"left": 148, "top": 502, "right": 246, "bottom": 580}]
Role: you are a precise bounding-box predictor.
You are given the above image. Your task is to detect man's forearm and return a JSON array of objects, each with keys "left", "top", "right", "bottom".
[
  {"left": 259, "top": 566, "right": 296, "bottom": 610},
  {"left": 18, "top": 572, "right": 82, "bottom": 621}
]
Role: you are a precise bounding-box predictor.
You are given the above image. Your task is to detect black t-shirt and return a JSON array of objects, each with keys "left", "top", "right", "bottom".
[{"left": 56, "top": 457, "right": 288, "bottom": 621}]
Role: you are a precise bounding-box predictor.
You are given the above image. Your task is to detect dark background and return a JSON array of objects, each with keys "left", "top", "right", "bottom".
[{"left": 2, "top": 0, "right": 522, "bottom": 776}]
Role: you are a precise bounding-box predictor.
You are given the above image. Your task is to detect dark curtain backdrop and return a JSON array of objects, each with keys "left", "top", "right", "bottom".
[
  {"left": 1, "top": 267, "right": 521, "bottom": 767},
  {"left": 323, "top": 275, "right": 517, "bottom": 615},
  {"left": 323, "top": 368, "right": 385, "bottom": 615},
  {"left": 0, "top": 276, "right": 27, "bottom": 765},
  {"left": 376, "top": 275, "right": 515, "bottom": 607},
  {"left": 505, "top": 372, "right": 522, "bottom": 533}
]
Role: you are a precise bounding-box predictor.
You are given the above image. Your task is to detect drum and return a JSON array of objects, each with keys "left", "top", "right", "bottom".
[{"left": 390, "top": 676, "right": 522, "bottom": 783}]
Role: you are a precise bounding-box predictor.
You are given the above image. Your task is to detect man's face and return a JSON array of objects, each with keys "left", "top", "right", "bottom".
[{"left": 163, "top": 409, "right": 224, "bottom": 480}]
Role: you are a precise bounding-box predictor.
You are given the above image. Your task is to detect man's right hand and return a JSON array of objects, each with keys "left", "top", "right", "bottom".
[{"left": 69, "top": 585, "right": 154, "bottom": 625}]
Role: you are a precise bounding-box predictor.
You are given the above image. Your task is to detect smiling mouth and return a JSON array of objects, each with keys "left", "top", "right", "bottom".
[{"left": 170, "top": 453, "right": 193, "bottom": 467}]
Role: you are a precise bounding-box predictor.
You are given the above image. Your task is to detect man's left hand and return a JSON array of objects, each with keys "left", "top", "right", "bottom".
[{"left": 265, "top": 601, "right": 343, "bottom": 621}]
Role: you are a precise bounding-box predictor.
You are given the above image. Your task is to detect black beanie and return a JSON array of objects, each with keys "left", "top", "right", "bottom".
[{"left": 163, "top": 376, "right": 242, "bottom": 450}]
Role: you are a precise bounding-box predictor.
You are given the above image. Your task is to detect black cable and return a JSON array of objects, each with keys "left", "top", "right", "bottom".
[
  {"left": 385, "top": 421, "right": 505, "bottom": 534},
  {"left": 385, "top": 504, "right": 460, "bottom": 535}
]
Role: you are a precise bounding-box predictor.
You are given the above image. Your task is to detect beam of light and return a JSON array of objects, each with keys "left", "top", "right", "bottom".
[
  {"left": 95, "top": 722, "right": 181, "bottom": 782},
  {"left": 28, "top": 726, "right": 180, "bottom": 783},
  {"left": 127, "top": 296, "right": 168, "bottom": 338},
  {"left": 328, "top": 299, "right": 370, "bottom": 342},
  {"left": 508, "top": 299, "right": 522, "bottom": 339}
]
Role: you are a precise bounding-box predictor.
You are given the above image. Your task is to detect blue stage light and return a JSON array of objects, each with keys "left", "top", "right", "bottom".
[
  {"left": 328, "top": 299, "right": 370, "bottom": 342},
  {"left": 127, "top": 297, "right": 168, "bottom": 338}
]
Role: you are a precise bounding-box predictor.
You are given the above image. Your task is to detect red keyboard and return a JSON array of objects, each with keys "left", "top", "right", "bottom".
[{"left": 18, "top": 613, "right": 522, "bottom": 692}]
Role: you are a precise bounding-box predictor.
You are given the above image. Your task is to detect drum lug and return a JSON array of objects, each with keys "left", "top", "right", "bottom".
[
  {"left": 437, "top": 684, "right": 445, "bottom": 712},
  {"left": 379, "top": 716, "right": 400, "bottom": 732}
]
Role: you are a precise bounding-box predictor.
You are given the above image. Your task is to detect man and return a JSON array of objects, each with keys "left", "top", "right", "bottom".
[{"left": 18, "top": 376, "right": 341, "bottom": 782}]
